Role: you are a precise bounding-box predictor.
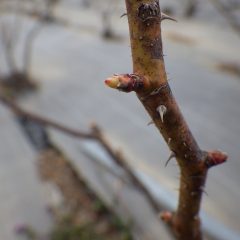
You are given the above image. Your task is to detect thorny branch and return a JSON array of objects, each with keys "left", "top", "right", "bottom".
[
  {"left": 105, "top": 0, "right": 227, "bottom": 239},
  {"left": 0, "top": 93, "right": 163, "bottom": 213}
]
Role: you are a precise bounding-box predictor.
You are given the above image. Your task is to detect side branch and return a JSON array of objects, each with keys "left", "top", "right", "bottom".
[
  {"left": 0, "top": 93, "right": 162, "bottom": 213},
  {"left": 0, "top": 94, "right": 94, "bottom": 139}
]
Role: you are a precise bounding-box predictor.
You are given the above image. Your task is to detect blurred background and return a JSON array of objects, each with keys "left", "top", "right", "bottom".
[{"left": 0, "top": 0, "right": 240, "bottom": 239}]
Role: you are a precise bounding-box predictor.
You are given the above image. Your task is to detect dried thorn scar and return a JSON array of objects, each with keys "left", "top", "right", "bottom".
[
  {"left": 140, "top": 83, "right": 170, "bottom": 101},
  {"left": 138, "top": 1, "right": 176, "bottom": 23},
  {"left": 138, "top": 2, "right": 160, "bottom": 22},
  {"left": 150, "top": 83, "right": 169, "bottom": 96}
]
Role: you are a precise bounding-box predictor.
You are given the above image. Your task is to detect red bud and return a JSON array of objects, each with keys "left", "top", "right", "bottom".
[{"left": 205, "top": 150, "right": 228, "bottom": 168}]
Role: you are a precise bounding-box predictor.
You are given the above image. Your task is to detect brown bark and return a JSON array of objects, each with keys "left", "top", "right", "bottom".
[{"left": 105, "top": 0, "right": 227, "bottom": 239}]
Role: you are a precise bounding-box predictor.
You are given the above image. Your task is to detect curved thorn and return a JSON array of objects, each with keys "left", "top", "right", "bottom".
[
  {"left": 147, "top": 120, "right": 154, "bottom": 126},
  {"left": 161, "top": 12, "right": 177, "bottom": 22},
  {"left": 200, "top": 186, "right": 208, "bottom": 196},
  {"left": 120, "top": 13, "right": 127, "bottom": 18},
  {"left": 165, "top": 152, "right": 176, "bottom": 167}
]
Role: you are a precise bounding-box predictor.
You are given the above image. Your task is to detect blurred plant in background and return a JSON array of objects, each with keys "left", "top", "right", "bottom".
[{"left": 0, "top": 0, "right": 44, "bottom": 94}]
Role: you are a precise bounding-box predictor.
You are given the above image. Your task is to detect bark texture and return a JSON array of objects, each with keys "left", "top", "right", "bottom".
[{"left": 105, "top": 0, "right": 227, "bottom": 239}]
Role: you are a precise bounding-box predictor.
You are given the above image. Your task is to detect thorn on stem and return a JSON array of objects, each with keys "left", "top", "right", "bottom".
[
  {"left": 200, "top": 186, "right": 208, "bottom": 196},
  {"left": 161, "top": 12, "right": 177, "bottom": 22},
  {"left": 147, "top": 120, "right": 154, "bottom": 126},
  {"left": 165, "top": 152, "right": 176, "bottom": 167},
  {"left": 157, "top": 105, "right": 167, "bottom": 123},
  {"left": 120, "top": 13, "right": 127, "bottom": 18}
]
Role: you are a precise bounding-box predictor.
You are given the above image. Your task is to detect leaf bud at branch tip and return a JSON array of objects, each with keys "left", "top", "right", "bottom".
[
  {"left": 105, "top": 74, "right": 144, "bottom": 93},
  {"left": 159, "top": 211, "right": 173, "bottom": 224},
  {"left": 205, "top": 150, "right": 228, "bottom": 168},
  {"left": 105, "top": 76, "right": 120, "bottom": 89}
]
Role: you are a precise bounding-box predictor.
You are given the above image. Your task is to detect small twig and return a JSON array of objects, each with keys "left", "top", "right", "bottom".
[
  {"left": 0, "top": 95, "right": 134, "bottom": 190},
  {"left": 91, "top": 124, "right": 162, "bottom": 212},
  {"left": 0, "top": 21, "right": 17, "bottom": 73},
  {"left": 0, "top": 94, "right": 94, "bottom": 139},
  {"left": 23, "top": 23, "right": 43, "bottom": 74},
  {"left": 0, "top": 93, "right": 162, "bottom": 213},
  {"left": 86, "top": 154, "right": 132, "bottom": 186}
]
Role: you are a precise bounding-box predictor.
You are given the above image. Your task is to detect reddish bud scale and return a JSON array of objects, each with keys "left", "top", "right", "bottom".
[
  {"left": 160, "top": 211, "right": 173, "bottom": 223},
  {"left": 105, "top": 74, "right": 144, "bottom": 92},
  {"left": 205, "top": 150, "right": 228, "bottom": 168}
]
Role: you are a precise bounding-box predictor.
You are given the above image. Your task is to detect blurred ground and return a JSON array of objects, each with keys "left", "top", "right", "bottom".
[
  {"left": 37, "top": 148, "right": 133, "bottom": 240},
  {"left": 0, "top": 106, "right": 52, "bottom": 239},
  {"left": 0, "top": 0, "right": 240, "bottom": 239}
]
